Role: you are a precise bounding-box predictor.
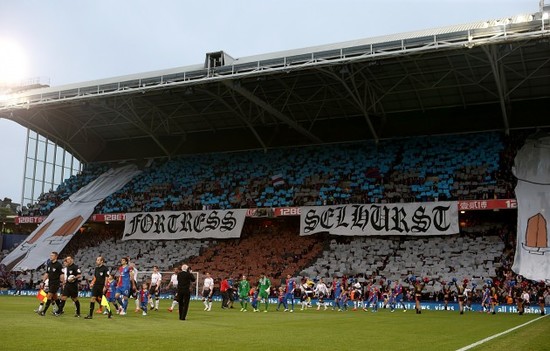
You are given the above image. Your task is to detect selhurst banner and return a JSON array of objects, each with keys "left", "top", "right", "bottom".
[
  {"left": 122, "top": 209, "right": 248, "bottom": 240},
  {"left": 300, "top": 202, "right": 458, "bottom": 236}
]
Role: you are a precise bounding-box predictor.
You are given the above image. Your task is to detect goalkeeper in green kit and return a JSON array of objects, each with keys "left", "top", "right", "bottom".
[
  {"left": 258, "top": 273, "right": 271, "bottom": 312},
  {"left": 238, "top": 274, "right": 251, "bottom": 312}
]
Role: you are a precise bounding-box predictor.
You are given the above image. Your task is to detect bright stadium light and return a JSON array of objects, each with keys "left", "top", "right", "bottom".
[{"left": 0, "top": 38, "right": 29, "bottom": 88}]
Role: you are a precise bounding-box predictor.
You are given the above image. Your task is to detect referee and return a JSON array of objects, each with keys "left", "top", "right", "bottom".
[
  {"left": 55, "top": 256, "right": 82, "bottom": 317},
  {"left": 85, "top": 256, "right": 110, "bottom": 319},
  {"left": 38, "top": 252, "right": 63, "bottom": 316}
]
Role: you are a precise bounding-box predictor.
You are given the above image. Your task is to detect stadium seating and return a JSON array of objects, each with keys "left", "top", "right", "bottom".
[
  {"left": 184, "top": 220, "right": 324, "bottom": 284},
  {"left": 299, "top": 227, "right": 506, "bottom": 292},
  {"left": 21, "top": 131, "right": 517, "bottom": 217}
]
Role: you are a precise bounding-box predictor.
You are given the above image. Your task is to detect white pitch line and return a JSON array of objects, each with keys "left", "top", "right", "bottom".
[{"left": 456, "top": 314, "right": 548, "bottom": 351}]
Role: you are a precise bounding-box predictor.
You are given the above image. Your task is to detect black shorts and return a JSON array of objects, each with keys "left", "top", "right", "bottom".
[
  {"left": 91, "top": 285, "right": 104, "bottom": 298},
  {"left": 202, "top": 288, "right": 212, "bottom": 300},
  {"left": 63, "top": 284, "right": 79, "bottom": 299},
  {"left": 49, "top": 282, "right": 61, "bottom": 295},
  {"left": 149, "top": 286, "right": 159, "bottom": 296},
  {"left": 170, "top": 289, "right": 178, "bottom": 300}
]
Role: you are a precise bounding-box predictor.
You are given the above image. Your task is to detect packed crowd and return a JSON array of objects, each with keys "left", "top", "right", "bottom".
[{"left": 20, "top": 130, "right": 528, "bottom": 217}]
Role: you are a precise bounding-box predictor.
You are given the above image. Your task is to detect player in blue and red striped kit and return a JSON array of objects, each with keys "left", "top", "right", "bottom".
[
  {"left": 364, "top": 282, "right": 379, "bottom": 312},
  {"left": 114, "top": 257, "right": 135, "bottom": 315},
  {"left": 276, "top": 287, "right": 288, "bottom": 311},
  {"left": 250, "top": 287, "right": 259, "bottom": 312},
  {"left": 390, "top": 280, "right": 407, "bottom": 312},
  {"left": 138, "top": 282, "right": 150, "bottom": 316},
  {"left": 105, "top": 273, "right": 119, "bottom": 315},
  {"left": 284, "top": 274, "right": 296, "bottom": 312},
  {"left": 332, "top": 277, "right": 343, "bottom": 311}
]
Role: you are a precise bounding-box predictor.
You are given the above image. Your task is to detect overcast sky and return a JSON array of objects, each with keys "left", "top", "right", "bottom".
[{"left": 0, "top": 0, "right": 540, "bottom": 204}]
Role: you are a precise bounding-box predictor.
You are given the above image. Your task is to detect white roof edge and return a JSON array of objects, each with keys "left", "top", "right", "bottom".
[
  {"left": 18, "top": 12, "right": 539, "bottom": 93},
  {"left": 235, "top": 13, "right": 537, "bottom": 63}
]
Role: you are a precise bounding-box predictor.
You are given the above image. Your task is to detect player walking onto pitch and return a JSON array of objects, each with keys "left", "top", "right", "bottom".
[
  {"left": 104, "top": 274, "right": 119, "bottom": 315},
  {"left": 238, "top": 274, "right": 251, "bottom": 311},
  {"left": 314, "top": 278, "right": 329, "bottom": 310},
  {"left": 202, "top": 272, "right": 214, "bottom": 311},
  {"left": 364, "top": 282, "right": 379, "bottom": 312},
  {"left": 130, "top": 261, "right": 141, "bottom": 313},
  {"left": 114, "top": 257, "right": 135, "bottom": 315},
  {"left": 332, "top": 277, "right": 343, "bottom": 311},
  {"left": 139, "top": 282, "right": 150, "bottom": 316},
  {"left": 250, "top": 286, "right": 259, "bottom": 312},
  {"left": 389, "top": 280, "right": 407, "bottom": 312},
  {"left": 285, "top": 274, "right": 296, "bottom": 312},
  {"left": 276, "top": 286, "right": 288, "bottom": 311},
  {"left": 351, "top": 281, "right": 362, "bottom": 311},
  {"left": 167, "top": 266, "right": 180, "bottom": 312},
  {"left": 149, "top": 265, "right": 162, "bottom": 311},
  {"left": 258, "top": 273, "right": 271, "bottom": 312}
]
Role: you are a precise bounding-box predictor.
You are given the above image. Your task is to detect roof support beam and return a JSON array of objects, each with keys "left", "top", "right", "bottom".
[
  {"left": 319, "top": 66, "right": 379, "bottom": 143},
  {"left": 221, "top": 80, "right": 322, "bottom": 144},
  {"left": 199, "top": 88, "right": 268, "bottom": 151},
  {"left": 103, "top": 98, "right": 172, "bottom": 158},
  {"left": 483, "top": 45, "right": 511, "bottom": 135}
]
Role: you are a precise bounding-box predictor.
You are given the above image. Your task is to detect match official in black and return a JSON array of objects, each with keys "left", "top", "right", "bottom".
[{"left": 177, "top": 264, "right": 195, "bottom": 321}]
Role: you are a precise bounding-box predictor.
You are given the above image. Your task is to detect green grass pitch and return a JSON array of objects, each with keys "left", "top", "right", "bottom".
[{"left": 0, "top": 296, "right": 547, "bottom": 350}]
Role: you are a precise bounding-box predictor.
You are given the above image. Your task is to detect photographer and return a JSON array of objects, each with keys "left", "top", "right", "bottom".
[{"left": 177, "top": 264, "right": 196, "bottom": 321}]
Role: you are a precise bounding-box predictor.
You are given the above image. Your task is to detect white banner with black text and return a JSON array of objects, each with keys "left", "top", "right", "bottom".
[
  {"left": 511, "top": 135, "right": 550, "bottom": 282},
  {"left": 122, "top": 209, "right": 248, "bottom": 240},
  {"left": 1, "top": 165, "right": 141, "bottom": 271},
  {"left": 300, "top": 202, "right": 458, "bottom": 236}
]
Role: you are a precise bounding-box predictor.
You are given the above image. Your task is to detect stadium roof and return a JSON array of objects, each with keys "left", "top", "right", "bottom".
[{"left": 0, "top": 10, "right": 549, "bottom": 163}]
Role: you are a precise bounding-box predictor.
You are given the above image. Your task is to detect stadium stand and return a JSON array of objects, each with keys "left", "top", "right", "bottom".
[
  {"left": 299, "top": 231, "right": 505, "bottom": 291},
  {"left": 5, "top": 129, "right": 547, "bottom": 307},
  {"left": 22, "top": 131, "right": 517, "bottom": 217},
  {"left": 185, "top": 219, "right": 324, "bottom": 283}
]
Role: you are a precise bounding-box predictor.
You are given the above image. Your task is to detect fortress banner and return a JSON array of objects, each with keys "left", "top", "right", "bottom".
[{"left": 122, "top": 209, "right": 247, "bottom": 240}]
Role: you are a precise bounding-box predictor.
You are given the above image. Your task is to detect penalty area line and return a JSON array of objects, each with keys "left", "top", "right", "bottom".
[{"left": 456, "top": 314, "right": 548, "bottom": 351}]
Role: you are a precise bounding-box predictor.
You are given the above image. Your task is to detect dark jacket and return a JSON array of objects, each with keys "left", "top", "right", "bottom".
[{"left": 177, "top": 270, "right": 196, "bottom": 292}]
